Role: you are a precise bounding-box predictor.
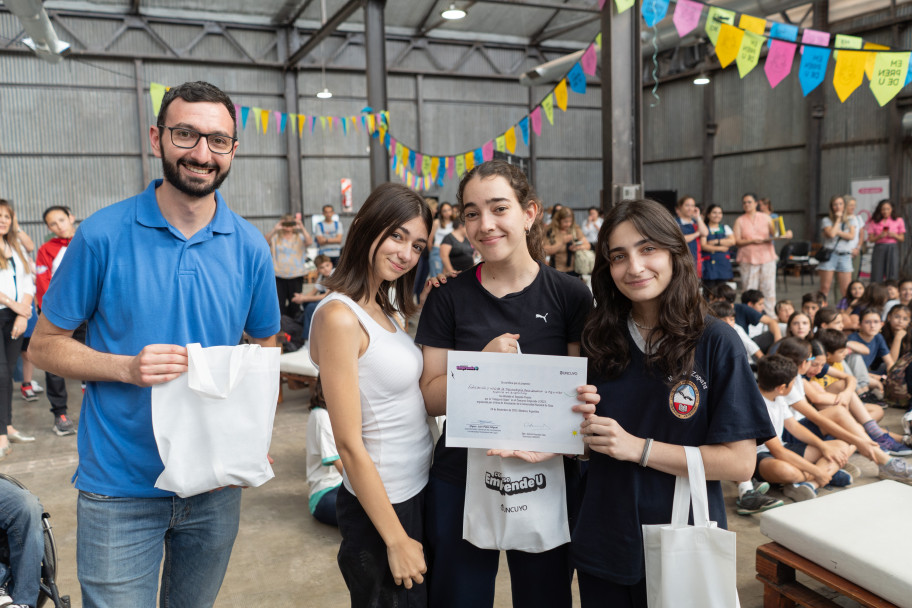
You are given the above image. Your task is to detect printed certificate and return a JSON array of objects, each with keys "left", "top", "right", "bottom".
[{"left": 445, "top": 351, "right": 587, "bottom": 454}]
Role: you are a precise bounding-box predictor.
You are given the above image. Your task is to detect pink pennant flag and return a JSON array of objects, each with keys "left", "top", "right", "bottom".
[
  {"left": 581, "top": 44, "right": 598, "bottom": 76},
  {"left": 482, "top": 141, "right": 494, "bottom": 162},
  {"left": 273, "top": 111, "right": 282, "bottom": 133},
  {"left": 598, "top": 0, "right": 606, "bottom": 8},
  {"left": 801, "top": 28, "right": 830, "bottom": 48},
  {"left": 415, "top": 153, "right": 423, "bottom": 173},
  {"left": 764, "top": 39, "right": 798, "bottom": 88},
  {"left": 234, "top": 104, "right": 241, "bottom": 129},
  {"left": 447, "top": 157, "right": 455, "bottom": 178},
  {"left": 673, "top": 0, "right": 703, "bottom": 38},
  {"left": 530, "top": 107, "right": 542, "bottom": 136}
]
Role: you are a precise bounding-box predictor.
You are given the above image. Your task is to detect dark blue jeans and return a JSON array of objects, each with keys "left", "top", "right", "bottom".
[
  {"left": 312, "top": 485, "right": 339, "bottom": 526},
  {"left": 0, "top": 478, "right": 44, "bottom": 606},
  {"left": 424, "top": 475, "right": 573, "bottom": 608}
]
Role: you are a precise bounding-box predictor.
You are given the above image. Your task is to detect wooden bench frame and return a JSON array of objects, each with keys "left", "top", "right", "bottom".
[
  {"left": 756, "top": 542, "right": 899, "bottom": 608},
  {"left": 277, "top": 372, "right": 317, "bottom": 404}
]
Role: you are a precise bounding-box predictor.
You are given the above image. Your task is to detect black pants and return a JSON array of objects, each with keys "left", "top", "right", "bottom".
[
  {"left": 336, "top": 485, "right": 427, "bottom": 608},
  {"left": 0, "top": 309, "right": 24, "bottom": 433},
  {"left": 578, "top": 570, "right": 647, "bottom": 608},
  {"left": 275, "top": 276, "right": 304, "bottom": 318},
  {"left": 44, "top": 321, "right": 86, "bottom": 417}
]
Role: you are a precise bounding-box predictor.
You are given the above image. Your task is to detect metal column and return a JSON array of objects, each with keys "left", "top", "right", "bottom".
[
  {"left": 702, "top": 78, "right": 716, "bottom": 205},
  {"left": 279, "top": 28, "right": 303, "bottom": 214},
  {"left": 133, "top": 58, "right": 151, "bottom": 186},
  {"left": 806, "top": 0, "right": 827, "bottom": 240},
  {"left": 600, "top": 2, "right": 642, "bottom": 209},
  {"left": 364, "top": 0, "right": 389, "bottom": 188}
]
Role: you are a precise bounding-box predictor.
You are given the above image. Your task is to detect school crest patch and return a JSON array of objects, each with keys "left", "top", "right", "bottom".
[{"left": 669, "top": 380, "right": 699, "bottom": 419}]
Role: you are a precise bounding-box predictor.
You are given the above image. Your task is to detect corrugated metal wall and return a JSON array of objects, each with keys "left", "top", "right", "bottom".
[{"left": 0, "top": 14, "right": 604, "bottom": 242}]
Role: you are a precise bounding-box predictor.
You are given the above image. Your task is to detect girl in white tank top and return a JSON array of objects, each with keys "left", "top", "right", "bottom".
[{"left": 309, "top": 183, "right": 434, "bottom": 607}]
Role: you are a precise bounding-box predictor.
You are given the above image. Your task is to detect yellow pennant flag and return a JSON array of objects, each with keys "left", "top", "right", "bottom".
[
  {"left": 864, "top": 43, "right": 890, "bottom": 80},
  {"left": 705, "top": 7, "right": 735, "bottom": 45},
  {"left": 327, "top": 116, "right": 334, "bottom": 131},
  {"left": 150, "top": 82, "right": 167, "bottom": 116},
  {"left": 378, "top": 125, "right": 386, "bottom": 143},
  {"left": 297, "top": 114, "right": 306, "bottom": 137},
  {"left": 870, "top": 52, "right": 910, "bottom": 106},
  {"left": 260, "top": 109, "right": 270, "bottom": 134},
  {"left": 737, "top": 30, "right": 764, "bottom": 78},
  {"left": 614, "top": 0, "right": 634, "bottom": 13},
  {"left": 554, "top": 79, "right": 568, "bottom": 111},
  {"left": 367, "top": 114, "right": 376, "bottom": 134},
  {"left": 430, "top": 156, "right": 440, "bottom": 177},
  {"left": 715, "top": 23, "right": 744, "bottom": 69},
  {"left": 465, "top": 151, "right": 475, "bottom": 172},
  {"left": 319, "top": 116, "right": 327, "bottom": 131},
  {"left": 505, "top": 126, "right": 517, "bottom": 153},
  {"left": 252, "top": 107, "right": 262, "bottom": 132},
  {"left": 738, "top": 14, "right": 766, "bottom": 36},
  {"left": 833, "top": 50, "right": 867, "bottom": 102},
  {"left": 541, "top": 93, "right": 554, "bottom": 125}
]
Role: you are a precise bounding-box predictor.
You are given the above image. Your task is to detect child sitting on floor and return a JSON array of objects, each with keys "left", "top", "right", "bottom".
[
  {"left": 754, "top": 355, "right": 854, "bottom": 502},
  {"left": 710, "top": 301, "right": 762, "bottom": 361},
  {"left": 849, "top": 308, "right": 893, "bottom": 397}
]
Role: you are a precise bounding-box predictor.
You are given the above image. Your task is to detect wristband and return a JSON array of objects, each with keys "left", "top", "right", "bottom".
[{"left": 639, "top": 438, "right": 654, "bottom": 468}]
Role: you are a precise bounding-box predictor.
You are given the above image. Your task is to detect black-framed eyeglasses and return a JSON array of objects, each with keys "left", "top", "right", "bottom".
[{"left": 159, "top": 125, "right": 237, "bottom": 155}]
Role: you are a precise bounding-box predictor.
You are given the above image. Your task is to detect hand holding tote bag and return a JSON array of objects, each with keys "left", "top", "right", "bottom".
[
  {"left": 642, "top": 446, "right": 739, "bottom": 608},
  {"left": 152, "top": 343, "right": 281, "bottom": 498},
  {"left": 462, "top": 449, "right": 570, "bottom": 553}
]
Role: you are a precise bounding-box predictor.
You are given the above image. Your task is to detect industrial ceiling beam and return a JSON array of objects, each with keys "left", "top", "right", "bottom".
[
  {"left": 284, "top": 0, "right": 361, "bottom": 69},
  {"left": 531, "top": 14, "right": 598, "bottom": 45},
  {"left": 474, "top": 0, "right": 598, "bottom": 13}
]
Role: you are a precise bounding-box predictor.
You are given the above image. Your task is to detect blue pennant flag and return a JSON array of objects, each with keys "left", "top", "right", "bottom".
[
  {"left": 519, "top": 117, "right": 530, "bottom": 145},
  {"left": 474, "top": 148, "right": 484, "bottom": 166},
  {"left": 567, "top": 63, "right": 587, "bottom": 95},
  {"left": 798, "top": 45, "right": 831, "bottom": 96},
  {"left": 408, "top": 149, "right": 417, "bottom": 170},
  {"left": 240, "top": 106, "right": 250, "bottom": 129},
  {"left": 384, "top": 132, "right": 391, "bottom": 147},
  {"left": 906, "top": 53, "right": 912, "bottom": 86},
  {"left": 641, "top": 0, "right": 669, "bottom": 28},
  {"left": 279, "top": 113, "right": 287, "bottom": 134},
  {"left": 769, "top": 22, "right": 799, "bottom": 47}
]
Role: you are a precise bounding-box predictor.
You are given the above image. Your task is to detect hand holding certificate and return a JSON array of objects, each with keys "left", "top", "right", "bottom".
[{"left": 445, "top": 351, "right": 588, "bottom": 454}]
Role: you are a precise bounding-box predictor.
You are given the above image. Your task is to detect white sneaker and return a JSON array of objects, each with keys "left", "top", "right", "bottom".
[
  {"left": 29, "top": 380, "right": 43, "bottom": 393},
  {"left": 0, "top": 584, "right": 12, "bottom": 607}
]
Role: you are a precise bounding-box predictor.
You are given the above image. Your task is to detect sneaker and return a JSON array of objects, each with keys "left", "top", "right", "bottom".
[
  {"left": 53, "top": 415, "right": 76, "bottom": 437},
  {"left": 0, "top": 583, "right": 12, "bottom": 606},
  {"left": 7, "top": 430, "right": 34, "bottom": 443},
  {"left": 842, "top": 462, "right": 862, "bottom": 479},
  {"left": 875, "top": 433, "right": 912, "bottom": 457},
  {"left": 736, "top": 489, "right": 784, "bottom": 515},
  {"left": 29, "top": 380, "right": 43, "bottom": 393},
  {"left": 903, "top": 434, "right": 912, "bottom": 448},
  {"left": 783, "top": 482, "right": 817, "bottom": 502},
  {"left": 878, "top": 457, "right": 912, "bottom": 485},
  {"left": 19, "top": 385, "right": 36, "bottom": 402},
  {"left": 753, "top": 480, "right": 771, "bottom": 494},
  {"left": 827, "top": 469, "right": 853, "bottom": 487}
]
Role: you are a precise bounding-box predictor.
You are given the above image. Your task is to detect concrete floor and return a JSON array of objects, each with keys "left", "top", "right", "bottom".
[{"left": 3, "top": 274, "right": 900, "bottom": 607}]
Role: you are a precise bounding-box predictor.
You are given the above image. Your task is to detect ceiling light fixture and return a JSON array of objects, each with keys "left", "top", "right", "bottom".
[
  {"left": 693, "top": 72, "right": 711, "bottom": 85},
  {"left": 316, "top": 87, "right": 333, "bottom": 99},
  {"left": 441, "top": 4, "right": 467, "bottom": 20}
]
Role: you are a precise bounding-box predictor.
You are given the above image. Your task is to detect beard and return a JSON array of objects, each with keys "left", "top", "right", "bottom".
[{"left": 161, "top": 151, "right": 231, "bottom": 198}]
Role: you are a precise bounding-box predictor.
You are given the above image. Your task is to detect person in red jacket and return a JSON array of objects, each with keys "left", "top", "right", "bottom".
[{"left": 34, "top": 206, "right": 79, "bottom": 436}]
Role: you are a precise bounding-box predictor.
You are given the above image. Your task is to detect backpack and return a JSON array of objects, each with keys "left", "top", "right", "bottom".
[{"left": 884, "top": 350, "right": 912, "bottom": 407}]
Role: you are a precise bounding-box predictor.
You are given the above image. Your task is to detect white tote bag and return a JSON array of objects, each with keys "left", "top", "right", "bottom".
[
  {"left": 462, "top": 448, "right": 570, "bottom": 553},
  {"left": 152, "top": 343, "right": 281, "bottom": 498},
  {"left": 642, "top": 446, "right": 739, "bottom": 608}
]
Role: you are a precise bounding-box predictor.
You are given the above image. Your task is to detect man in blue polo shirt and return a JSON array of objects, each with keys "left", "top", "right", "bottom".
[{"left": 29, "top": 81, "right": 280, "bottom": 608}]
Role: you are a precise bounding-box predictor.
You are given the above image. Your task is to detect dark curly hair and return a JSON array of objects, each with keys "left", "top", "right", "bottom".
[
  {"left": 456, "top": 160, "right": 545, "bottom": 262},
  {"left": 582, "top": 198, "right": 706, "bottom": 383}
]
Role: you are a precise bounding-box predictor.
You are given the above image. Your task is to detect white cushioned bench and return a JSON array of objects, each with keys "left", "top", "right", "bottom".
[
  {"left": 277, "top": 348, "right": 318, "bottom": 403},
  {"left": 758, "top": 481, "right": 911, "bottom": 607}
]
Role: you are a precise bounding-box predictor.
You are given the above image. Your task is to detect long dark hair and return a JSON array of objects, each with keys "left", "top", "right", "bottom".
[
  {"left": 884, "top": 304, "right": 912, "bottom": 356},
  {"left": 456, "top": 160, "right": 545, "bottom": 262},
  {"left": 582, "top": 198, "right": 706, "bottom": 382},
  {"left": 322, "top": 183, "right": 432, "bottom": 319},
  {"left": 872, "top": 199, "right": 893, "bottom": 223}
]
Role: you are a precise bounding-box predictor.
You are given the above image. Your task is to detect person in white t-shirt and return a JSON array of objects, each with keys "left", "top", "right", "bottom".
[{"left": 305, "top": 378, "right": 343, "bottom": 526}]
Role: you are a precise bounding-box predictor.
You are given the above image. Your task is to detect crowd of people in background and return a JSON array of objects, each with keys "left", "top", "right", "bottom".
[{"left": 5, "top": 80, "right": 912, "bottom": 608}]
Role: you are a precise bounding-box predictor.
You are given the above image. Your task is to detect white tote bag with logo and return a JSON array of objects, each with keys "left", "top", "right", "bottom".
[
  {"left": 643, "top": 446, "right": 739, "bottom": 608},
  {"left": 462, "top": 448, "right": 569, "bottom": 553},
  {"left": 152, "top": 342, "right": 280, "bottom": 498}
]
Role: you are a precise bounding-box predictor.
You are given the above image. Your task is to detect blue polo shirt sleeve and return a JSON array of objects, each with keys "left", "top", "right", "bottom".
[
  {"left": 41, "top": 225, "right": 102, "bottom": 331},
  {"left": 734, "top": 303, "right": 763, "bottom": 332}
]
